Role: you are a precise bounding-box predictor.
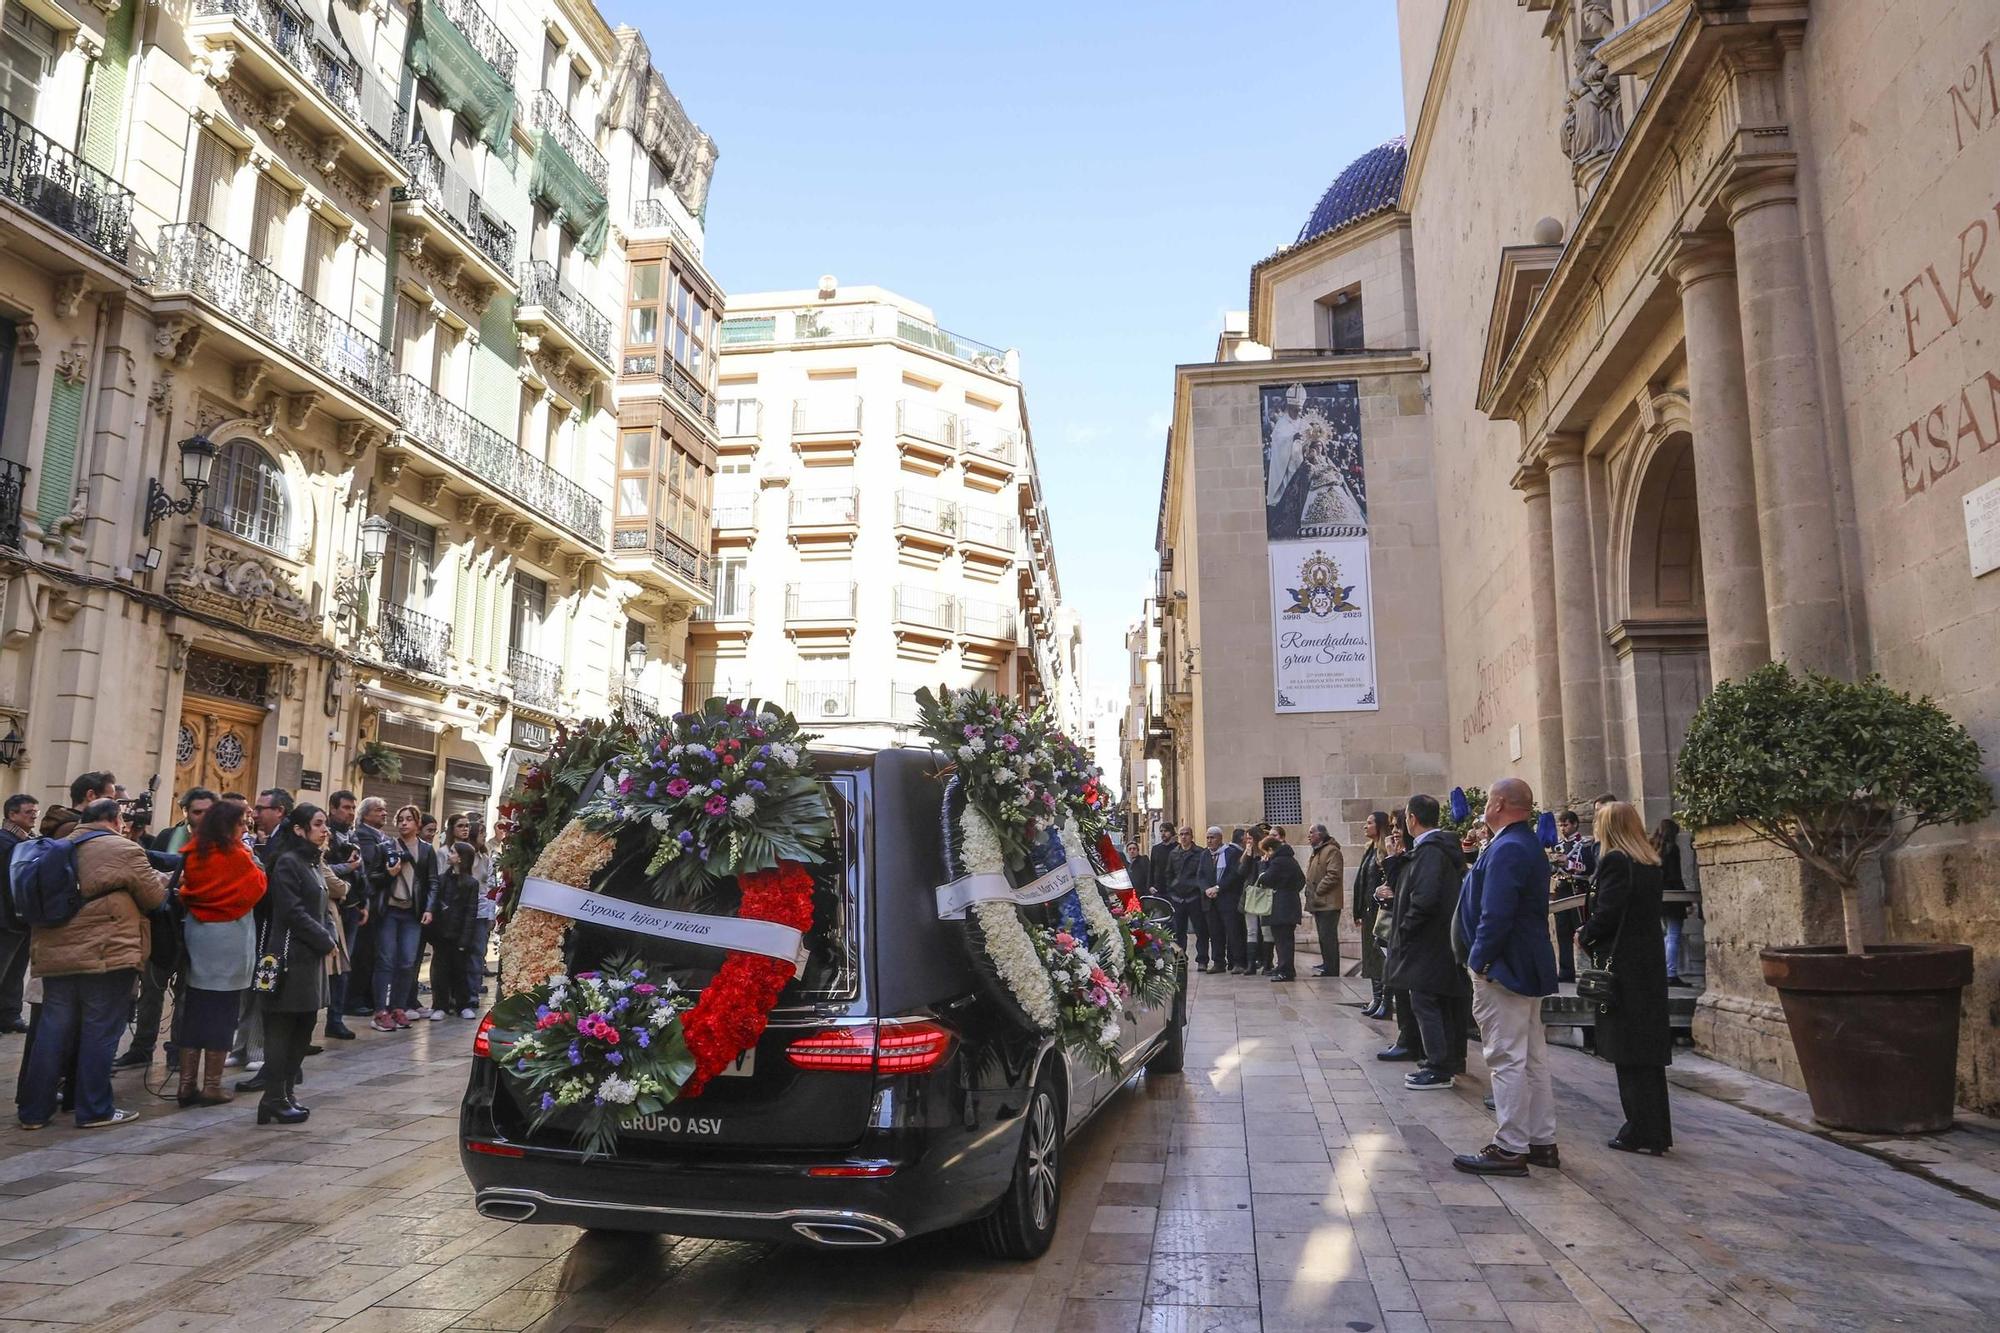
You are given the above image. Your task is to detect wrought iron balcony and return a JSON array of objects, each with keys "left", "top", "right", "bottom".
[
  {"left": 394, "top": 375, "right": 605, "bottom": 545},
  {"left": 508, "top": 647, "right": 563, "bottom": 712},
  {"left": 190, "top": 0, "right": 403, "bottom": 155},
  {"left": 0, "top": 459, "right": 26, "bottom": 549},
  {"left": 0, "top": 106, "right": 133, "bottom": 263},
  {"left": 377, "top": 600, "right": 452, "bottom": 677},
  {"left": 431, "top": 0, "right": 516, "bottom": 82},
  {"left": 717, "top": 303, "right": 1014, "bottom": 378},
  {"left": 630, "top": 197, "right": 703, "bottom": 258},
  {"left": 894, "top": 491, "right": 958, "bottom": 537},
  {"left": 393, "top": 138, "right": 516, "bottom": 275},
  {"left": 530, "top": 89, "right": 607, "bottom": 193},
  {"left": 610, "top": 521, "right": 712, "bottom": 593},
  {"left": 785, "top": 582, "right": 857, "bottom": 622},
  {"left": 896, "top": 399, "right": 957, "bottom": 446},
  {"left": 694, "top": 583, "right": 752, "bottom": 621},
  {"left": 960, "top": 503, "right": 1017, "bottom": 552},
  {"left": 960, "top": 418, "right": 1021, "bottom": 465},
  {"left": 518, "top": 259, "right": 613, "bottom": 368},
  {"left": 789, "top": 489, "right": 860, "bottom": 528},
  {"left": 792, "top": 397, "right": 862, "bottom": 435},
  {"left": 153, "top": 224, "right": 396, "bottom": 412},
  {"left": 712, "top": 497, "right": 754, "bottom": 529},
  {"left": 961, "top": 596, "right": 1018, "bottom": 641},
  {"left": 893, "top": 585, "right": 957, "bottom": 634}
]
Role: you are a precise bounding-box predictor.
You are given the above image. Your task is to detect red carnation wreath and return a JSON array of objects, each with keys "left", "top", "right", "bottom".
[{"left": 679, "top": 860, "right": 816, "bottom": 1095}]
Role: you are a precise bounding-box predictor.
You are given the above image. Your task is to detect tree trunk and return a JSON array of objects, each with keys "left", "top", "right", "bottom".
[{"left": 1837, "top": 876, "right": 1867, "bottom": 956}]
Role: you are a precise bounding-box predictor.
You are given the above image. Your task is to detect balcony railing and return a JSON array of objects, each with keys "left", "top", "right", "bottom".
[
  {"left": 623, "top": 352, "right": 717, "bottom": 427},
  {"left": 432, "top": 0, "right": 516, "bottom": 82},
  {"left": 891, "top": 682, "right": 923, "bottom": 725},
  {"left": 153, "top": 224, "right": 395, "bottom": 412},
  {"left": 893, "top": 585, "right": 956, "bottom": 633},
  {"left": 717, "top": 302, "right": 1013, "bottom": 378},
  {"left": 793, "top": 397, "right": 862, "bottom": 435},
  {"left": 611, "top": 521, "right": 712, "bottom": 590},
  {"left": 960, "top": 504, "right": 1017, "bottom": 551},
  {"left": 712, "top": 497, "right": 754, "bottom": 528},
  {"left": 0, "top": 459, "right": 25, "bottom": 549},
  {"left": 0, "top": 106, "right": 133, "bottom": 263},
  {"left": 961, "top": 418, "right": 1021, "bottom": 465},
  {"left": 693, "top": 584, "right": 752, "bottom": 621},
  {"left": 789, "top": 489, "right": 859, "bottom": 527},
  {"left": 377, "top": 601, "right": 452, "bottom": 676},
  {"left": 508, "top": 647, "right": 562, "bottom": 711},
  {"left": 894, "top": 491, "right": 958, "bottom": 537},
  {"left": 717, "top": 398, "right": 761, "bottom": 438},
  {"left": 787, "top": 679, "right": 856, "bottom": 721},
  {"left": 630, "top": 197, "right": 703, "bottom": 257},
  {"left": 785, "top": 582, "right": 856, "bottom": 621},
  {"left": 192, "top": 0, "right": 401, "bottom": 150},
  {"left": 962, "top": 597, "right": 1018, "bottom": 640},
  {"left": 896, "top": 399, "right": 957, "bottom": 445},
  {"left": 519, "top": 259, "right": 613, "bottom": 365},
  {"left": 530, "top": 89, "right": 607, "bottom": 192},
  {"left": 393, "top": 138, "right": 516, "bottom": 273},
  {"left": 395, "top": 375, "right": 604, "bottom": 543}
]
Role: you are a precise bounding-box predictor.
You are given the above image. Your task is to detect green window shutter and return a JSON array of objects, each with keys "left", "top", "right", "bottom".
[
  {"left": 37, "top": 379, "right": 86, "bottom": 521},
  {"left": 80, "top": 2, "right": 136, "bottom": 174},
  {"left": 471, "top": 567, "right": 489, "bottom": 666},
  {"left": 472, "top": 297, "right": 520, "bottom": 442},
  {"left": 454, "top": 561, "right": 474, "bottom": 662}
]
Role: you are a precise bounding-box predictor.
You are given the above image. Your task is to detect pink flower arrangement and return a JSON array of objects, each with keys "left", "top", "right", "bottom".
[{"left": 704, "top": 794, "right": 728, "bottom": 816}]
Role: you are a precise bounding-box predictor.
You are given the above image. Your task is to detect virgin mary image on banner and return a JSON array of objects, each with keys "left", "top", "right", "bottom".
[{"left": 1263, "top": 381, "right": 1367, "bottom": 541}]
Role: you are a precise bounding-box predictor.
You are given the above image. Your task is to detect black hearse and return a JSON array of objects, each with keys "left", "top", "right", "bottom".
[{"left": 460, "top": 746, "right": 1187, "bottom": 1257}]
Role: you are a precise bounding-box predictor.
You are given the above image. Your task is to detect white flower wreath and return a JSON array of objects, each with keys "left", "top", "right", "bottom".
[
  {"left": 963, "top": 809, "right": 1060, "bottom": 1031},
  {"left": 1060, "top": 815, "right": 1128, "bottom": 976}
]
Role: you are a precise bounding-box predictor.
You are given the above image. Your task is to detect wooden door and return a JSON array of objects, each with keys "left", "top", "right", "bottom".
[{"left": 176, "top": 697, "right": 265, "bottom": 797}]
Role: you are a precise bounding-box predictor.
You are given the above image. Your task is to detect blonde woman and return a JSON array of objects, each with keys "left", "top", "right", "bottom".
[{"left": 1576, "top": 801, "right": 1673, "bottom": 1154}]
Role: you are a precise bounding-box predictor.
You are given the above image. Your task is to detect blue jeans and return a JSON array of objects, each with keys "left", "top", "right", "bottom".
[
  {"left": 20, "top": 970, "right": 134, "bottom": 1126},
  {"left": 465, "top": 918, "right": 493, "bottom": 1005},
  {"left": 1664, "top": 916, "right": 1684, "bottom": 977},
  {"left": 375, "top": 909, "right": 422, "bottom": 1012}
]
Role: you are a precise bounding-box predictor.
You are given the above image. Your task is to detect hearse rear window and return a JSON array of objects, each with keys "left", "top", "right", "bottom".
[{"left": 570, "top": 775, "right": 859, "bottom": 1002}]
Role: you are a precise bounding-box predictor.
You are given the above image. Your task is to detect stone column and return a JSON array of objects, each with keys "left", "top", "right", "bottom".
[
  {"left": 1515, "top": 463, "right": 1567, "bottom": 804},
  {"left": 1541, "top": 437, "right": 1608, "bottom": 802},
  {"left": 1722, "top": 168, "right": 1852, "bottom": 676},
  {"left": 1667, "top": 236, "right": 1772, "bottom": 684}
]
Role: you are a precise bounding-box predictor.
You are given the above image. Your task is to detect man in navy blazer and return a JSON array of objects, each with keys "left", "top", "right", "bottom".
[{"left": 1453, "top": 778, "right": 1560, "bottom": 1177}]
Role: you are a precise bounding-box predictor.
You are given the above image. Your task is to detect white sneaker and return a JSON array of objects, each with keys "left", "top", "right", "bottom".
[
  {"left": 427, "top": 1009, "right": 445, "bottom": 1021},
  {"left": 458, "top": 1008, "right": 477, "bottom": 1019},
  {"left": 411, "top": 1007, "right": 432, "bottom": 1019}
]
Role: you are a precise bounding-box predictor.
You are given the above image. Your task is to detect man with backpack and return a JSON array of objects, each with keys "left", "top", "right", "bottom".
[
  {"left": 0, "top": 794, "right": 39, "bottom": 1034},
  {"left": 16, "top": 797, "right": 169, "bottom": 1130}
]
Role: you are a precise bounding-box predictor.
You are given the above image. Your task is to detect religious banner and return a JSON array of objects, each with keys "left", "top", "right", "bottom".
[{"left": 1260, "top": 380, "right": 1378, "bottom": 713}]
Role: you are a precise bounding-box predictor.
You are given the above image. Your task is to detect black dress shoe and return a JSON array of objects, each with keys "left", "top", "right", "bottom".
[
  {"left": 1607, "top": 1137, "right": 1668, "bottom": 1156},
  {"left": 324, "top": 1025, "right": 356, "bottom": 1040},
  {"left": 236, "top": 1073, "right": 269, "bottom": 1093},
  {"left": 112, "top": 1048, "right": 153, "bottom": 1070},
  {"left": 1269, "top": 972, "right": 1294, "bottom": 983},
  {"left": 257, "top": 1101, "right": 309, "bottom": 1125},
  {"left": 304, "top": 1044, "right": 324, "bottom": 1057},
  {"left": 1526, "top": 1143, "right": 1561, "bottom": 1168},
  {"left": 1376, "top": 1044, "right": 1420, "bottom": 1062},
  {"left": 1311, "top": 967, "right": 1335, "bottom": 977},
  {"left": 1666, "top": 975, "right": 1687, "bottom": 988},
  {"left": 1454, "top": 1143, "right": 1530, "bottom": 1176}
]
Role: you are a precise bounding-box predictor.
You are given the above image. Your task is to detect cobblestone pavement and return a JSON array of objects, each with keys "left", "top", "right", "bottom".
[{"left": 0, "top": 972, "right": 1996, "bottom": 1332}]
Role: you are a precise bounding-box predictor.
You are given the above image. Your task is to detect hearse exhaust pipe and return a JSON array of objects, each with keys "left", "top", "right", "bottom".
[
  {"left": 477, "top": 1195, "right": 539, "bottom": 1222},
  {"left": 791, "top": 1220, "right": 893, "bottom": 1247}
]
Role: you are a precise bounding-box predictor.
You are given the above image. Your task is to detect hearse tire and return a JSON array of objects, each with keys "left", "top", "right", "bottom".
[
  {"left": 1146, "top": 992, "right": 1188, "bottom": 1076},
  {"left": 975, "top": 1070, "right": 1063, "bottom": 1260}
]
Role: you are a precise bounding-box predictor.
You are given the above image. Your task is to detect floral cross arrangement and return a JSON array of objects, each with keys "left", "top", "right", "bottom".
[
  {"left": 491, "top": 696, "right": 832, "bottom": 1156},
  {"left": 914, "top": 685, "right": 1179, "bottom": 1074}
]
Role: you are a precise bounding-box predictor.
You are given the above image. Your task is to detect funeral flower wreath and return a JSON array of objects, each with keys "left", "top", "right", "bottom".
[
  {"left": 491, "top": 697, "right": 832, "bottom": 1156},
  {"left": 917, "top": 685, "right": 1182, "bottom": 1074}
]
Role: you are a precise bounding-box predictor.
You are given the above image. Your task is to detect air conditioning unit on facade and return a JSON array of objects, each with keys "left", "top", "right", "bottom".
[{"left": 820, "top": 695, "right": 849, "bottom": 717}]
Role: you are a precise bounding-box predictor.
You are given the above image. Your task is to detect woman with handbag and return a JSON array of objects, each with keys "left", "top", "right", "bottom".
[
  {"left": 254, "top": 804, "right": 338, "bottom": 1126},
  {"left": 171, "top": 798, "right": 265, "bottom": 1106},
  {"left": 1237, "top": 831, "right": 1269, "bottom": 974},
  {"left": 1256, "top": 834, "right": 1305, "bottom": 983},
  {"left": 1576, "top": 801, "right": 1673, "bottom": 1154}
]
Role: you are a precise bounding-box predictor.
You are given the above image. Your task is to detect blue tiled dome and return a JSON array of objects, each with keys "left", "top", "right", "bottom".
[{"left": 1295, "top": 137, "right": 1408, "bottom": 246}]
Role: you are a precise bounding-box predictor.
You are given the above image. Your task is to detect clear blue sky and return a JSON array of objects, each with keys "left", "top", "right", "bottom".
[{"left": 604, "top": 1, "right": 1409, "bottom": 699}]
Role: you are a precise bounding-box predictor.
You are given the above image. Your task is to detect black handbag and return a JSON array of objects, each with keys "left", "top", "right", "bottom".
[{"left": 1575, "top": 898, "right": 1626, "bottom": 1009}]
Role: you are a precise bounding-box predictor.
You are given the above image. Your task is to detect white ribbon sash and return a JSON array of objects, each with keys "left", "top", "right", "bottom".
[
  {"left": 936, "top": 854, "right": 1097, "bottom": 920},
  {"left": 522, "top": 877, "right": 806, "bottom": 975},
  {"left": 1097, "top": 868, "right": 1133, "bottom": 891}
]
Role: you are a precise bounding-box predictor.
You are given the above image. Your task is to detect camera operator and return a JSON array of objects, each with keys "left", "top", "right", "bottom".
[{"left": 322, "top": 792, "right": 368, "bottom": 1041}]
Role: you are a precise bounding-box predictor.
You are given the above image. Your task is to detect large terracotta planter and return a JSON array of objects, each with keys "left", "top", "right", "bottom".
[{"left": 1760, "top": 944, "right": 1973, "bottom": 1134}]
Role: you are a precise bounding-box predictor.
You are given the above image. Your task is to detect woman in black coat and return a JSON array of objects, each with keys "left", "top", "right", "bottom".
[
  {"left": 1255, "top": 836, "right": 1305, "bottom": 983},
  {"left": 256, "top": 805, "right": 338, "bottom": 1126},
  {"left": 423, "top": 842, "right": 480, "bottom": 1018},
  {"left": 1577, "top": 802, "right": 1673, "bottom": 1154}
]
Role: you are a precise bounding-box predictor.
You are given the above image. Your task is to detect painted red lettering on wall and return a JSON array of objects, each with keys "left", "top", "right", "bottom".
[
  {"left": 1896, "top": 369, "right": 2000, "bottom": 499},
  {"left": 1899, "top": 211, "right": 1996, "bottom": 364},
  {"left": 1459, "top": 634, "right": 1534, "bottom": 744},
  {"left": 1949, "top": 41, "right": 1998, "bottom": 153}
]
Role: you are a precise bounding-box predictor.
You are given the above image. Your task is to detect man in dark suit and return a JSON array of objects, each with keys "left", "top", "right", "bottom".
[
  {"left": 1550, "top": 809, "right": 1597, "bottom": 983},
  {"left": 1124, "top": 840, "right": 1154, "bottom": 894},
  {"left": 1384, "top": 796, "right": 1471, "bottom": 1091},
  {"left": 1454, "top": 778, "right": 1560, "bottom": 1177},
  {"left": 1164, "top": 826, "right": 1209, "bottom": 962},
  {"left": 1149, "top": 827, "right": 1176, "bottom": 895}
]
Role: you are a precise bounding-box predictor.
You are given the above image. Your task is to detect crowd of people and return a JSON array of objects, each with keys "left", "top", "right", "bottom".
[
  {"left": 1137, "top": 782, "right": 1689, "bottom": 1175},
  {"left": 0, "top": 771, "right": 499, "bottom": 1130}
]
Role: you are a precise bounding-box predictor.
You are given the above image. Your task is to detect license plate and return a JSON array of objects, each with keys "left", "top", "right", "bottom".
[{"left": 718, "top": 1048, "right": 756, "bottom": 1078}]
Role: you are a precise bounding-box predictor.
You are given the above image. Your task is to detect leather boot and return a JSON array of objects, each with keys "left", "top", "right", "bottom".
[
  {"left": 197, "top": 1050, "right": 232, "bottom": 1106},
  {"left": 1365, "top": 979, "right": 1387, "bottom": 1018},
  {"left": 257, "top": 1080, "right": 307, "bottom": 1125},
  {"left": 1259, "top": 942, "right": 1275, "bottom": 973},
  {"left": 175, "top": 1049, "right": 200, "bottom": 1107}
]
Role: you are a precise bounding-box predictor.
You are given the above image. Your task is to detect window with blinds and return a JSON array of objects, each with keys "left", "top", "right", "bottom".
[
  {"left": 302, "top": 215, "right": 337, "bottom": 303},
  {"left": 188, "top": 129, "right": 236, "bottom": 229},
  {"left": 395, "top": 294, "right": 425, "bottom": 375},
  {"left": 250, "top": 175, "right": 290, "bottom": 267}
]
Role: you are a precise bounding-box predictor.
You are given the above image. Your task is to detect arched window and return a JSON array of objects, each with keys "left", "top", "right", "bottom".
[{"left": 204, "top": 438, "right": 291, "bottom": 554}]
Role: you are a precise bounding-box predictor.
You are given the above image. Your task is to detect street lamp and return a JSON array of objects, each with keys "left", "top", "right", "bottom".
[
  {"left": 358, "top": 513, "right": 390, "bottom": 570},
  {"left": 333, "top": 514, "right": 392, "bottom": 636},
  {"left": 0, "top": 722, "right": 21, "bottom": 767},
  {"left": 143, "top": 432, "right": 219, "bottom": 536}
]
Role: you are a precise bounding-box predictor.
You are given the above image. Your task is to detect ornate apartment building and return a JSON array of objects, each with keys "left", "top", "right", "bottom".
[
  {"left": 0, "top": 0, "right": 716, "bottom": 820},
  {"left": 688, "top": 280, "right": 1075, "bottom": 746}
]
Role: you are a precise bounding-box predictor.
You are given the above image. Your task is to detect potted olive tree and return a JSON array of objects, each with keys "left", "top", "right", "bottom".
[{"left": 1675, "top": 663, "right": 1993, "bottom": 1133}]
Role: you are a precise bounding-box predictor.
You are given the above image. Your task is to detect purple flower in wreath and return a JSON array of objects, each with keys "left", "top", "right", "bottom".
[
  {"left": 606, "top": 1051, "right": 624, "bottom": 1066},
  {"left": 746, "top": 779, "right": 766, "bottom": 793},
  {"left": 760, "top": 744, "right": 772, "bottom": 758},
  {"left": 535, "top": 1004, "right": 550, "bottom": 1021},
  {"left": 726, "top": 701, "right": 745, "bottom": 718},
  {"left": 645, "top": 782, "right": 658, "bottom": 799},
  {"left": 632, "top": 983, "right": 658, "bottom": 996},
  {"left": 748, "top": 725, "right": 766, "bottom": 739},
  {"left": 567, "top": 1043, "right": 582, "bottom": 1065},
  {"left": 667, "top": 764, "right": 681, "bottom": 777},
  {"left": 999, "top": 734, "right": 1020, "bottom": 752},
  {"left": 689, "top": 721, "right": 703, "bottom": 734},
  {"left": 704, "top": 794, "right": 728, "bottom": 816},
  {"left": 710, "top": 779, "right": 725, "bottom": 791},
  {"left": 515, "top": 1058, "right": 529, "bottom": 1072},
  {"left": 594, "top": 1094, "right": 606, "bottom": 1106},
  {"left": 750, "top": 761, "right": 765, "bottom": 773},
  {"left": 617, "top": 774, "right": 634, "bottom": 794},
  {"left": 677, "top": 830, "right": 695, "bottom": 847},
  {"left": 539, "top": 1092, "right": 556, "bottom": 1112},
  {"left": 636, "top": 1029, "right": 651, "bottom": 1048}
]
